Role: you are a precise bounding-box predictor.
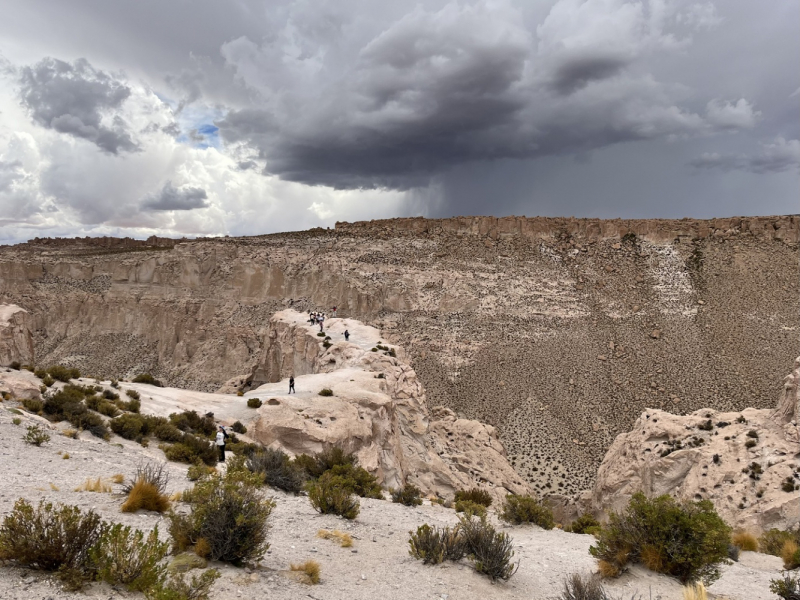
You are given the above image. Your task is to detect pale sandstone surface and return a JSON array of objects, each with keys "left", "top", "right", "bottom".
[
  {"left": 1, "top": 215, "right": 796, "bottom": 494},
  {"left": 0, "top": 304, "right": 34, "bottom": 367},
  {"left": 583, "top": 358, "right": 800, "bottom": 532},
  {"left": 0, "top": 399, "right": 783, "bottom": 600}
]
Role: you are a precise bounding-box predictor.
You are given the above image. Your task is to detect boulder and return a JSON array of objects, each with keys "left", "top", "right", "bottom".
[{"left": 0, "top": 304, "right": 34, "bottom": 367}]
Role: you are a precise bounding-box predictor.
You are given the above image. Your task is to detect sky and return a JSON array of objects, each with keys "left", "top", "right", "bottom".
[{"left": 0, "top": 0, "right": 797, "bottom": 244}]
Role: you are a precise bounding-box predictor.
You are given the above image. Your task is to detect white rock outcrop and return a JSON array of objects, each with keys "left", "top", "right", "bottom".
[
  {"left": 245, "top": 310, "right": 530, "bottom": 501},
  {"left": 590, "top": 358, "right": 800, "bottom": 532},
  {"left": 0, "top": 304, "right": 34, "bottom": 367}
]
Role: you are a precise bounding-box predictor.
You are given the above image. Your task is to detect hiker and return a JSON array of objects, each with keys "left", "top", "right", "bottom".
[
  {"left": 332, "top": 306, "right": 337, "bottom": 318},
  {"left": 319, "top": 314, "right": 324, "bottom": 331},
  {"left": 289, "top": 375, "right": 295, "bottom": 394},
  {"left": 216, "top": 425, "right": 228, "bottom": 462},
  {"left": 344, "top": 329, "right": 350, "bottom": 342}
]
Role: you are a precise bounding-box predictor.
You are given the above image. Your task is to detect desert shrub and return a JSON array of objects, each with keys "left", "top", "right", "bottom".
[
  {"left": 306, "top": 473, "right": 360, "bottom": 519},
  {"left": 103, "top": 389, "right": 120, "bottom": 401},
  {"left": 187, "top": 463, "right": 214, "bottom": 481},
  {"left": 0, "top": 499, "right": 106, "bottom": 589},
  {"left": 565, "top": 513, "right": 601, "bottom": 535},
  {"left": 163, "top": 433, "right": 217, "bottom": 466},
  {"left": 34, "top": 368, "right": 47, "bottom": 379},
  {"left": 589, "top": 492, "right": 731, "bottom": 584},
  {"left": 770, "top": 572, "right": 800, "bottom": 600},
  {"left": 90, "top": 524, "right": 168, "bottom": 592},
  {"left": 317, "top": 529, "right": 353, "bottom": 548},
  {"left": 12, "top": 417, "right": 21, "bottom": 425},
  {"left": 459, "top": 515, "right": 518, "bottom": 581},
  {"left": 170, "top": 410, "right": 215, "bottom": 436},
  {"left": 499, "top": 494, "right": 555, "bottom": 529},
  {"left": 47, "top": 364, "right": 81, "bottom": 382},
  {"left": 169, "top": 457, "right": 273, "bottom": 564},
  {"left": 761, "top": 528, "right": 800, "bottom": 556},
  {"left": 246, "top": 448, "right": 306, "bottom": 493},
  {"left": 295, "top": 446, "right": 356, "bottom": 479},
  {"left": 247, "top": 397, "right": 262, "bottom": 408},
  {"left": 147, "top": 569, "right": 220, "bottom": 600},
  {"left": 455, "top": 499, "right": 487, "bottom": 519},
  {"left": 408, "top": 524, "right": 466, "bottom": 565},
  {"left": 322, "top": 463, "right": 383, "bottom": 498},
  {"left": 392, "top": 483, "right": 423, "bottom": 506},
  {"left": 23, "top": 424, "right": 50, "bottom": 446},
  {"left": 731, "top": 531, "right": 758, "bottom": 552},
  {"left": 318, "top": 388, "right": 333, "bottom": 396},
  {"left": 560, "top": 573, "right": 619, "bottom": 600},
  {"left": 454, "top": 487, "right": 493, "bottom": 507},
  {"left": 153, "top": 422, "right": 184, "bottom": 443},
  {"left": 226, "top": 439, "right": 260, "bottom": 456},
  {"left": 132, "top": 373, "right": 162, "bottom": 386},
  {"left": 231, "top": 420, "right": 247, "bottom": 434},
  {"left": 97, "top": 399, "right": 121, "bottom": 417},
  {"left": 290, "top": 560, "right": 320, "bottom": 584},
  {"left": 111, "top": 412, "right": 147, "bottom": 439},
  {"left": 126, "top": 389, "right": 141, "bottom": 400},
  {"left": 9, "top": 360, "right": 20, "bottom": 370},
  {"left": 745, "top": 439, "right": 757, "bottom": 449},
  {"left": 22, "top": 397, "right": 43, "bottom": 413},
  {"left": 42, "top": 375, "right": 55, "bottom": 387},
  {"left": 123, "top": 462, "right": 170, "bottom": 494}
]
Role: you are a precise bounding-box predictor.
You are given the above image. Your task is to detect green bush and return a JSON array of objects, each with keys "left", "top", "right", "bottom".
[
  {"left": 392, "top": 483, "right": 423, "bottom": 506},
  {"left": 295, "top": 446, "right": 357, "bottom": 479},
  {"left": 589, "top": 492, "right": 732, "bottom": 584},
  {"left": 132, "top": 373, "right": 162, "bottom": 386},
  {"left": 163, "top": 433, "right": 217, "bottom": 466},
  {"left": 246, "top": 448, "right": 306, "bottom": 493},
  {"left": 169, "top": 410, "right": 215, "bottom": 436},
  {"left": 499, "top": 494, "right": 555, "bottom": 529},
  {"left": 231, "top": 421, "right": 247, "bottom": 434},
  {"left": 21, "top": 397, "right": 43, "bottom": 413},
  {"left": 147, "top": 569, "right": 220, "bottom": 600},
  {"left": 111, "top": 413, "right": 147, "bottom": 440},
  {"left": 0, "top": 499, "right": 106, "bottom": 589},
  {"left": 153, "top": 422, "right": 184, "bottom": 443},
  {"left": 168, "top": 457, "right": 273, "bottom": 564},
  {"left": 459, "top": 515, "right": 519, "bottom": 581},
  {"left": 565, "top": 513, "right": 601, "bottom": 535},
  {"left": 47, "top": 365, "right": 81, "bottom": 382},
  {"left": 455, "top": 499, "right": 487, "bottom": 519},
  {"left": 23, "top": 424, "right": 51, "bottom": 446},
  {"left": 322, "top": 463, "right": 383, "bottom": 499},
  {"left": 126, "top": 389, "right": 141, "bottom": 400},
  {"left": 42, "top": 375, "right": 55, "bottom": 387},
  {"left": 408, "top": 524, "right": 466, "bottom": 565},
  {"left": 559, "top": 573, "right": 619, "bottom": 600},
  {"left": 247, "top": 397, "right": 262, "bottom": 408},
  {"left": 306, "top": 473, "right": 360, "bottom": 519},
  {"left": 454, "top": 487, "right": 493, "bottom": 507},
  {"left": 760, "top": 528, "right": 800, "bottom": 556},
  {"left": 90, "top": 524, "right": 168, "bottom": 592},
  {"left": 318, "top": 388, "right": 333, "bottom": 397},
  {"left": 9, "top": 360, "right": 20, "bottom": 370},
  {"left": 771, "top": 572, "right": 800, "bottom": 600},
  {"left": 187, "top": 463, "right": 213, "bottom": 481}
]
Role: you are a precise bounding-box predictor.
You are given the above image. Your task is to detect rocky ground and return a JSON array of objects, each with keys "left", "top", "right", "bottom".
[
  {"left": 0, "top": 397, "right": 784, "bottom": 600},
  {"left": 0, "top": 215, "right": 796, "bottom": 497}
]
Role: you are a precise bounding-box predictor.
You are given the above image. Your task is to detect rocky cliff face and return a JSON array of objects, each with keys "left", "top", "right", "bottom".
[
  {"left": 0, "top": 215, "right": 796, "bottom": 494},
  {"left": 587, "top": 358, "right": 800, "bottom": 532},
  {"left": 0, "top": 304, "right": 34, "bottom": 367}
]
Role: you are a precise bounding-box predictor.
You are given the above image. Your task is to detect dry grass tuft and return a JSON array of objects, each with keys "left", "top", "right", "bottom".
[
  {"left": 782, "top": 539, "right": 800, "bottom": 569},
  {"left": 74, "top": 478, "right": 111, "bottom": 493},
  {"left": 62, "top": 429, "right": 80, "bottom": 439},
  {"left": 731, "top": 531, "right": 758, "bottom": 552},
  {"left": 111, "top": 473, "right": 124, "bottom": 484},
  {"left": 597, "top": 559, "right": 620, "bottom": 578},
  {"left": 169, "top": 491, "right": 183, "bottom": 502},
  {"left": 194, "top": 537, "right": 211, "bottom": 559},
  {"left": 120, "top": 480, "right": 170, "bottom": 513},
  {"left": 62, "top": 453, "right": 70, "bottom": 459},
  {"left": 317, "top": 529, "right": 353, "bottom": 548},
  {"left": 290, "top": 560, "right": 320, "bottom": 584},
  {"left": 683, "top": 582, "right": 708, "bottom": 600},
  {"left": 49, "top": 483, "right": 60, "bottom": 491},
  {"left": 640, "top": 544, "right": 665, "bottom": 572}
]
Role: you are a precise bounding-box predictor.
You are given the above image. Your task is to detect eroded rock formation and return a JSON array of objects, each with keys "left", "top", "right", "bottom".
[
  {"left": 0, "top": 215, "right": 796, "bottom": 494},
  {"left": 586, "top": 358, "right": 800, "bottom": 531},
  {"left": 0, "top": 304, "right": 34, "bottom": 367}
]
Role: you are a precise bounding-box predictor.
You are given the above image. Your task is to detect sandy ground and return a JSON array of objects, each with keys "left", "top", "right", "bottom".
[{"left": 0, "top": 396, "right": 784, "bottom": 600}]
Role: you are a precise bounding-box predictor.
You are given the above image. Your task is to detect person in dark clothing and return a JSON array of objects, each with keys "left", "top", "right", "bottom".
[
  {"left": 215, "top": 425, "right": 228, "bottom": 462},
  {"left": 344, "top": 329, "right": 350, "bottom": 341},
  {"left": 289, "top": 376, "right": 295, "bottom": 394}
]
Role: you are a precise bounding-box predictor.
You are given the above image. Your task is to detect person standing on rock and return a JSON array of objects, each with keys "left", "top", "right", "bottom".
[
  {"left": 332, "top": 306, "right": 337, "bottom": 318},
  {"left": 289, "top": 375, "right": 295, "bottom": 394},
  {"left": 216, "top": 425, "right": 228, "bottom": 463},
  {"left": 319, "top": 314, "right": 325, "bottom": 331},
  {"left": 344, "top": 329, "right": 350, "bottom": 342}
]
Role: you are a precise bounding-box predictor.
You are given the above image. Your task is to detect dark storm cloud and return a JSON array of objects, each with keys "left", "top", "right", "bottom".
[
  {"left": 142, "top": 181, "right": 209, "bottom": 211},
  {"left": 19, "top": 57, "right": 138, "bottom": 154}
]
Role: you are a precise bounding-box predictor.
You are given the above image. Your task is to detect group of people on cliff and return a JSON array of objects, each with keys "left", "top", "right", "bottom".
[{"left": 308, "top": 306, "right": 337, "bottom": 331}]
